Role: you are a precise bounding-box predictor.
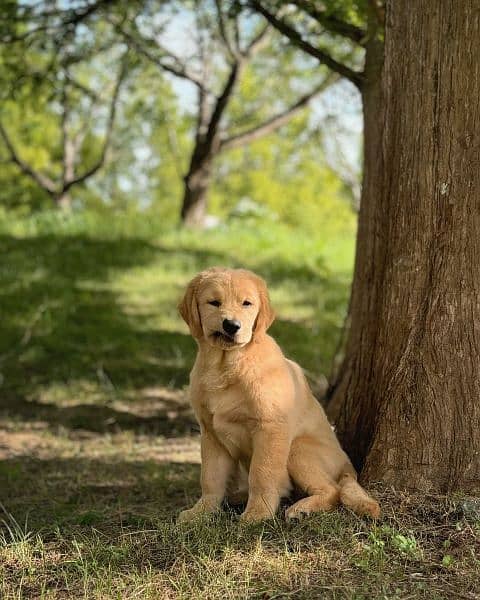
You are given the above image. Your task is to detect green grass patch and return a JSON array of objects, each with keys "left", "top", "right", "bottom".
[{"left": 0, "top": 211, "right": 352, "bottom": 411}]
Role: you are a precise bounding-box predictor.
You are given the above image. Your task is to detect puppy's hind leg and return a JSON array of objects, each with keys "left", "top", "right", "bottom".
[
  {"left": 338, "top": 473, "right": 381, "bottom": 519},
  {"left": 285, "top": 437, "right": 340, "bottom": 522}
]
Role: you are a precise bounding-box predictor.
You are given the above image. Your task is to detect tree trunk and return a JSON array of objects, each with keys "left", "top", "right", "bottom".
[
  {"left": 328, "top": 0, "right": 480, "bottom": 493},
  {"left": 181, "top": 158, "right": 213, "bottom": 228},
  {"left": 327, "top": 33, "right": 384, "bottom": 407},
  {"left": 55, "top": 191, "right": 72, "bottom": 211}
]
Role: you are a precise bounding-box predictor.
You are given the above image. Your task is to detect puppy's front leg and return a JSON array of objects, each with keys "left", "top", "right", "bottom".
[
  {"left": 178, "top": 428, "right": 234, "bottom": 523},
  {"left": 241, "top": 426, "right": 290, "bottom": 523}
]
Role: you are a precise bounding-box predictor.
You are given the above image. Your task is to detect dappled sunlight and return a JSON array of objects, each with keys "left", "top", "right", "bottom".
[
  {"left": 0, "top": 220, "right": 352, "bottom": 411},
  {"left": 0, "top": 392, "right": 198, "bottom": 438},
  {"left": 2, "top": 221, "right": 477, "bottom": 598}
]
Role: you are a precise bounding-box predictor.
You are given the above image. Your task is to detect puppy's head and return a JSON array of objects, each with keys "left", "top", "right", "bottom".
[{"left": 178, "top": 267, "right": 274, "bottom": 350}]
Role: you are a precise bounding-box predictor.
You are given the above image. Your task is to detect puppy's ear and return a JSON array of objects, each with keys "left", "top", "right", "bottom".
[
  {"left": 178, "top": 275, "right": 203, "bottom": 339},
  {"left": 253, "top": 274, "right": 275, "bottom": 337}
]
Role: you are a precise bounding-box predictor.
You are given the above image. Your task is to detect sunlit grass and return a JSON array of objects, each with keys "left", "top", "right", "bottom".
[{"left": 0, "top": 211, "right": 354, "bottom": 408}]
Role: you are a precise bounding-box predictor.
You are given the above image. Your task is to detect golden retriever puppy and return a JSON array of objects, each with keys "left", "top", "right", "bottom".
[{"left": 178, "top": 267, "right": 380, "bottom": 523}]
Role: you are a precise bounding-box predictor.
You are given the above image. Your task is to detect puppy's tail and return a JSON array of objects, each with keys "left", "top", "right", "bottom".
[{"left": 338, "top": 472, "right": 381, "bottom": 518}]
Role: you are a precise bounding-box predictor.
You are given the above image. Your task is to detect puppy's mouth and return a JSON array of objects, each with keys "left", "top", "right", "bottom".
[{"left": 211, "top": 331, "right": 237, "bottom": 345}]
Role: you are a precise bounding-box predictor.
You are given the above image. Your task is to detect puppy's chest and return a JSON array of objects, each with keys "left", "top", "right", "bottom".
[{"left": 203, "top": 388, "right": 253, "bottom": 458}]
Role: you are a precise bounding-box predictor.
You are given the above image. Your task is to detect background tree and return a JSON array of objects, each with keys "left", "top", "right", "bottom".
[
  {"left": 0, "top": 13, "right": 129, "bottom": 211},
  {"left": 112, "top": 0, "right": 340, "bottom": 226},
  {"left": 1, "top": 0, "right": 356, "bottom": 224},
  {"left": 247, "top": 0, "right": 382, "bottom": 220}
]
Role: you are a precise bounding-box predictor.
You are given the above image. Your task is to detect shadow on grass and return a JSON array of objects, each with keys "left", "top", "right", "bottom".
[
  {"left": 0, "top": 234, "right": 224, "bottom": 428},
  {"left": 0, "top": 232, "right": 350, "bottom": 434},
  {"left": 0, "top": 452, "right": 323, "bottom": 600},
  {"left": 0, "top": 393, "right": 199, "bottom": 436},
  {"left": 1, "top": 452, "right": 476, "bottom": 600},
  {"left": 0, "top": 455, "right": 200, "bottom": 530},
  {"left": 0, "top": 452, "right": 346, "bottom": 560}
]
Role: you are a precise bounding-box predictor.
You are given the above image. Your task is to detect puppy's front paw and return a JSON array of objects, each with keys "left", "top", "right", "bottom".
[
  {"left": 177, "top": 507, "right": 201, "bottom": 523},
  {"left": 239, "top": 507, "right": 275, "bottom": 523},
  {"left": 177, "top": 498, "right": 220, "bottom": 523}
]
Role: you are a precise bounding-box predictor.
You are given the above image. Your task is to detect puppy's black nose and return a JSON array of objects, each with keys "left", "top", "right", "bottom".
[{"left": 223, "top": 319, "right": 241, "bottom": 336}]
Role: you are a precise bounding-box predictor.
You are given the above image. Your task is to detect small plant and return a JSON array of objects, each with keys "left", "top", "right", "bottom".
[
  {"left": 354, "top": 530, "right": 387, "bottom": 569},
  {"left": 354, "top": 525, "right": 422, "bottom": 569},
  {"left": 391, "top": 533, "right": 419, "bottom": 557},
  {"left": 442, "top": 554, "right": 454, "bottom": 567}
]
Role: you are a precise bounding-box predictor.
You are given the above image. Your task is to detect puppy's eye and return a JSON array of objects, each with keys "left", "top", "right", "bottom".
[
  {"left": 242, "top": 300, "right": 252, "bottom": 306},
  {"left": 208, "top": 300, "right": 221, "bottom": 307}
]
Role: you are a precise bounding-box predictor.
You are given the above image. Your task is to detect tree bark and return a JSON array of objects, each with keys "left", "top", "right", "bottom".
[
  {"left": 328, "top": 0, "right": 480, "bottom": 493},
  {"left": 181, "top": 154, "right": 214, "bottom": 228}
]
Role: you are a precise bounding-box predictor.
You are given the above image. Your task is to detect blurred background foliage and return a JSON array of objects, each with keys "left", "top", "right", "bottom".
[
  {"left": 0, "top": 0, "right": 361, "bottom": 229},
  {"left": 0, "top": 0, "right": 362, "bottom": 406}
]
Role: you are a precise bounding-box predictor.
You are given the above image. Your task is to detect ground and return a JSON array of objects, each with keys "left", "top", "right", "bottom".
[{"left": 0, "top": 213, "right": 479, "bottom": 599}]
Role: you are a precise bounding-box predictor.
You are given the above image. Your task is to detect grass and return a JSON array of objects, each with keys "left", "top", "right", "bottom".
[
  {"left": 0, "top": 211, "right": 350, "bottom": 407},
  {"left": 0, "top": 211, "right": 479, "bottom": 599}
]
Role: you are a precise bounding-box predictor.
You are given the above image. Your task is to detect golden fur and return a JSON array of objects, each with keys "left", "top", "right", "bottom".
[{"left": 178, "top": 267, "right": 380, "bottom": 522}]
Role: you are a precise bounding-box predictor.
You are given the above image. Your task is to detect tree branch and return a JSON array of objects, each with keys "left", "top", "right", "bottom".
[
  {"left": 0, "top": 121, "right": 57, "bottom": 193},
  {"left": 233, "top": 12, "right": 241, "bottom": 51},
  {"left": 65, "top": 73, "right": 100, "bottom": 102},
  {"left": 194, "top": 25, "right": 214, "bottom": 139},
  {"left": 2, "top": 0, "right": 111, "bottom": 44},
  {"left": 220, "top": 73, "right": 339, "bottom": 151},
  {"left": 205, "top": 60, "right": 243, "bottom": 148},
  {"left": 60, "top": 81, "right": 75, "bottom": 186},
  {"left": 214, "top": 0, "right": 238, "bottom": 58},
  {"left": 109, "top": 19, "right": 207, "bottom": 92},
  {"left": 64, "top": 52, "right": 128, "bottom": 190},
  {"left": 244, "top": 23, "right": 270, "bottom": 56},
  {"left": 249, "top": 1, "right": 364, "bottom": 90},
  {"left": 290, "top": 0, "right": 366, "bottom": 44},
  {"left": 202, "top": 15, "right": 270, "bottom": 145}
]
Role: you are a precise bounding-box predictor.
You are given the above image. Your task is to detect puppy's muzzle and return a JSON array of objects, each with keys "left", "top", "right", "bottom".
[{"left": 223, "top": 319, "right": 241, "bottom": 336}]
